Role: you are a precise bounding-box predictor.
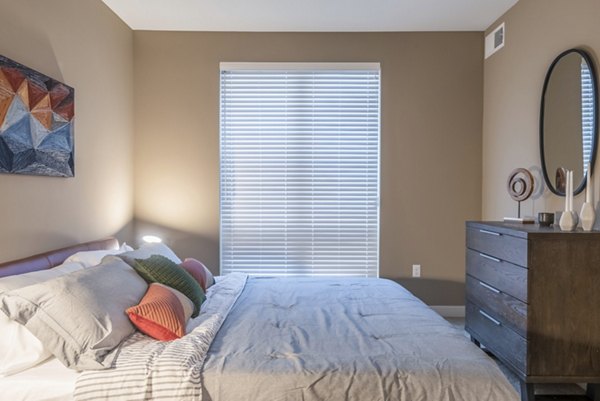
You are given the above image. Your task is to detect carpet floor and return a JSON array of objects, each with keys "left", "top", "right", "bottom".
[{"left": 446, "top": 317, "right": 588, "bottom": 400}]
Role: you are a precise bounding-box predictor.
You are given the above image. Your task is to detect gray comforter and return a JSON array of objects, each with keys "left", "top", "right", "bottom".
[
  {"left": 202, "top": 277, "right": 518, "bottom": 401},
  {"left": 75, "top": 275, "right": 518, "bottom": 401}
]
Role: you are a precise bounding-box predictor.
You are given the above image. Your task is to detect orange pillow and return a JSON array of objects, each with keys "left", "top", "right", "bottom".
[
  {"left": 180, "top": 258, "right": 215, "bottom": 291},
  {"left": 126, "top": 283, "right": 194, "bottom": 341}
]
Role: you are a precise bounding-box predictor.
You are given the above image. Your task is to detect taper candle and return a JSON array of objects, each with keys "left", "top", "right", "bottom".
[
  {"left": 565, "top": 169, "right": 570, "bottom": 211},
  {"left": 568, "top": 170, "right": 573, "bottom": 212},
  {"left": 587, "top": 163, "right": 592, "bottom": 204}
]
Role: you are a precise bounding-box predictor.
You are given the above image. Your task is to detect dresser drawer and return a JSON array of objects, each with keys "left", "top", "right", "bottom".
[
  {"left": 466, "top": 275, "right": 527, "bottom": 337},
  {"left": 466, "top": 302, "right": 527, "bottom": 375},
  {"left": 466, "top": 249, "right": 528, "bottom": 302},
  {"left": 466, "top": 227, "right": 528, "bottom": 267}
]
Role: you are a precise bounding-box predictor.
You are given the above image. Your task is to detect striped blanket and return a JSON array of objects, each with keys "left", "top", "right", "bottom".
[{"left": 73, "top": 273, "right": 248, "bottom": 401}]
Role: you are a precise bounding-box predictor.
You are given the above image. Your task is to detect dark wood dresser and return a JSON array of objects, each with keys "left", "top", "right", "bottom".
[{"left": 465, "top": 221, "right": 600, "bottom": 401}]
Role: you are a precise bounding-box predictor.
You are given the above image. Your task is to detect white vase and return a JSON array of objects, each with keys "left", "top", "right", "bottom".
[
  {"left": 560, "top": 210, "right": 577, "bottom": 231},
  {"left": 580, "top": 202, "right": 596, "bottom": 231},
  {"left": 560, "top": 170, "right": 577, "bottom": 231},
  {"left": 580, "top": 163, "right": 595, "bottom": 231}
]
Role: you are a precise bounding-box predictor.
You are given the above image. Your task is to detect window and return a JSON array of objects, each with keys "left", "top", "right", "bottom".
[{"left": 220, "top": 63, "right": 380, "bottom": 277}]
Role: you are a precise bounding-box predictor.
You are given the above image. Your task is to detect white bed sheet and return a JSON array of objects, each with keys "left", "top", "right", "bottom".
[{"left": 0, "top": 357, "right": 78, "bottom": 401}]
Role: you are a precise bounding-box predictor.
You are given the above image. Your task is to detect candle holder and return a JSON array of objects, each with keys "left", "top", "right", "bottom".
[
  {"left": 580, "top": 163, "right": 596, "bottom": 231},
  {"left": 559, "top": 169, "right": 577, "bottom": 231}
]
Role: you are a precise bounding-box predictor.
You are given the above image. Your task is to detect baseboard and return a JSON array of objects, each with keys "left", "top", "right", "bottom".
[{"left": 431, "top": 305, "right": 465, "bottom": 317}]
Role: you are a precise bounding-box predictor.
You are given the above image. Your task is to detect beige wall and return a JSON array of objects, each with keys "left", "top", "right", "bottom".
[
  {"left": 0, "top": 0, "right": 134, "bottom": 262},
  {"left": 134, "top": 32, "right": 483, "bottom": 304},
  {"left": 483, "top": 0, "right": 600, "bottom": 220}
]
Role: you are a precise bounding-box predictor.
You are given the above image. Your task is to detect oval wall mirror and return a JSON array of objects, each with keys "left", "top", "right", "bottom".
[{"left": 540, "top": 48, "right": 599, "bottom": 196}]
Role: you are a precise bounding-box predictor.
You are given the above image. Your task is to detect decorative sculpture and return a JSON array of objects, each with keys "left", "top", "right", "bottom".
[{"left": 506, "top": 168, "right": 534, "bottom": 219}]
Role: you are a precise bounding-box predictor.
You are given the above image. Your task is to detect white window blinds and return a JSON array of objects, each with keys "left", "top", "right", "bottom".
[
  {"left": 581, "top": 60, "right": 594, "bottom": 174},
  {"left": 220, "top": 63, "right": 380, "bottom": 277}
]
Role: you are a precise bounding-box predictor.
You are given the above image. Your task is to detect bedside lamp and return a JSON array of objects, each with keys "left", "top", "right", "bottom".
[{"left": 142, "top": 235, "right": 162, "bottom": 244}]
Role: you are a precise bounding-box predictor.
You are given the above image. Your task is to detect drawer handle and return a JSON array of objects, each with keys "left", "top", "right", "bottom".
[
  {"left": 479, "top": 281, "right": 501, "bottom": 294},
  {"left": 479, "top": 253, "right": 501, "bottom": 263},
  {"left": 479, "top": 310, "right": 501, "bottom": 326},
  {"left": 479, "top": 229, "right": 501, "bottom": 236}
]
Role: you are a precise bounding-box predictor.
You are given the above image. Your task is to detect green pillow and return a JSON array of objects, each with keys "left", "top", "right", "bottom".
[{"left": 128, "top": 255, "right": 205, "bottom": 317}]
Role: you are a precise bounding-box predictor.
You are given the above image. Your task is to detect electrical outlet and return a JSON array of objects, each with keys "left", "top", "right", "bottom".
[{"left": 412, "top": 264, "right": 421, "bottom": 278}]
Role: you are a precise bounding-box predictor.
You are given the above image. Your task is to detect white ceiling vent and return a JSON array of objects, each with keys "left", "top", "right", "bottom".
[{"left": 485, "top": 22, "right": 505, "bottom": 59}]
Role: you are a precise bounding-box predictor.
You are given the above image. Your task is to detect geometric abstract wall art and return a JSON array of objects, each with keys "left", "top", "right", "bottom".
[{"left": 0, "top": 55, "right": 74, "bottom": 177}]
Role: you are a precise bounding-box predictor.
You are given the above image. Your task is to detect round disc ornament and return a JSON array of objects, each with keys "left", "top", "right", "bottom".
[{"left": 507, "top": 168, "right": 534, "bottom": 202}]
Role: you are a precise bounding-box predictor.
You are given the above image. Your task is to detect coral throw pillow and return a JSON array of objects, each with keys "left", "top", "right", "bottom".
[
  {"left": 126, "top": 283, "right": 194, "bottom": 341},
  {"left": 181, "top": 258, "right": 215, "bottom": 292}
]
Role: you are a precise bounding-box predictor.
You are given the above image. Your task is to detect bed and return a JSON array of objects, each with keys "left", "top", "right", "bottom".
[{"left": 0, "top": 239, "right": 519, "bottom": 401}]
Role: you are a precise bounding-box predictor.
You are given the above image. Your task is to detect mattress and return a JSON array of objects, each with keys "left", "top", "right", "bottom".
[{"left": 0, "top": 357, "right": 78, "bottom": 401}]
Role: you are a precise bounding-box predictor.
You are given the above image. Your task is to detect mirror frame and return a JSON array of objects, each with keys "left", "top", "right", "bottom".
[{"left": 540, "top": 48, "right": 599, "bottom": 196}]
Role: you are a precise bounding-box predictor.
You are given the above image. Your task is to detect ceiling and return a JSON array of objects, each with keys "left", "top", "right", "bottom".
[{"left": 102, "top": 0, "right": 518, "bottom": 32}]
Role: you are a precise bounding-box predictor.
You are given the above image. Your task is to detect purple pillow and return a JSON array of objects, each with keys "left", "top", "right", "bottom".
[{"left": 180, "top": 258, "right": 214, "bottom": 291}]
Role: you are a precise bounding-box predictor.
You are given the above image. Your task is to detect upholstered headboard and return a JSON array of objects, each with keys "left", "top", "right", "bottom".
[{"left": 0, "top": 238, "right": 119, "bottom": 278}]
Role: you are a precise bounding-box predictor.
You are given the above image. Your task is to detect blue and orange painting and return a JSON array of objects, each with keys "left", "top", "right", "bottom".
[{"left": 0, "top": 55, "right": 74, "bottom": 177}]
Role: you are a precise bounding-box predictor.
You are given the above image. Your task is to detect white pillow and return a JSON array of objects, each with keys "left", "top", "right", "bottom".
[
  {"left": 119, "top": 242, "right": 182, "bottom": 264},
  {"left": 0, "top": 262, "right": 84, "bottom": 377},
  {"left": 64, "top": 242, "right": 133, "bottom": 268},
  {"left": 0, "top": 257, "right": 148, "bottom": 370}
]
